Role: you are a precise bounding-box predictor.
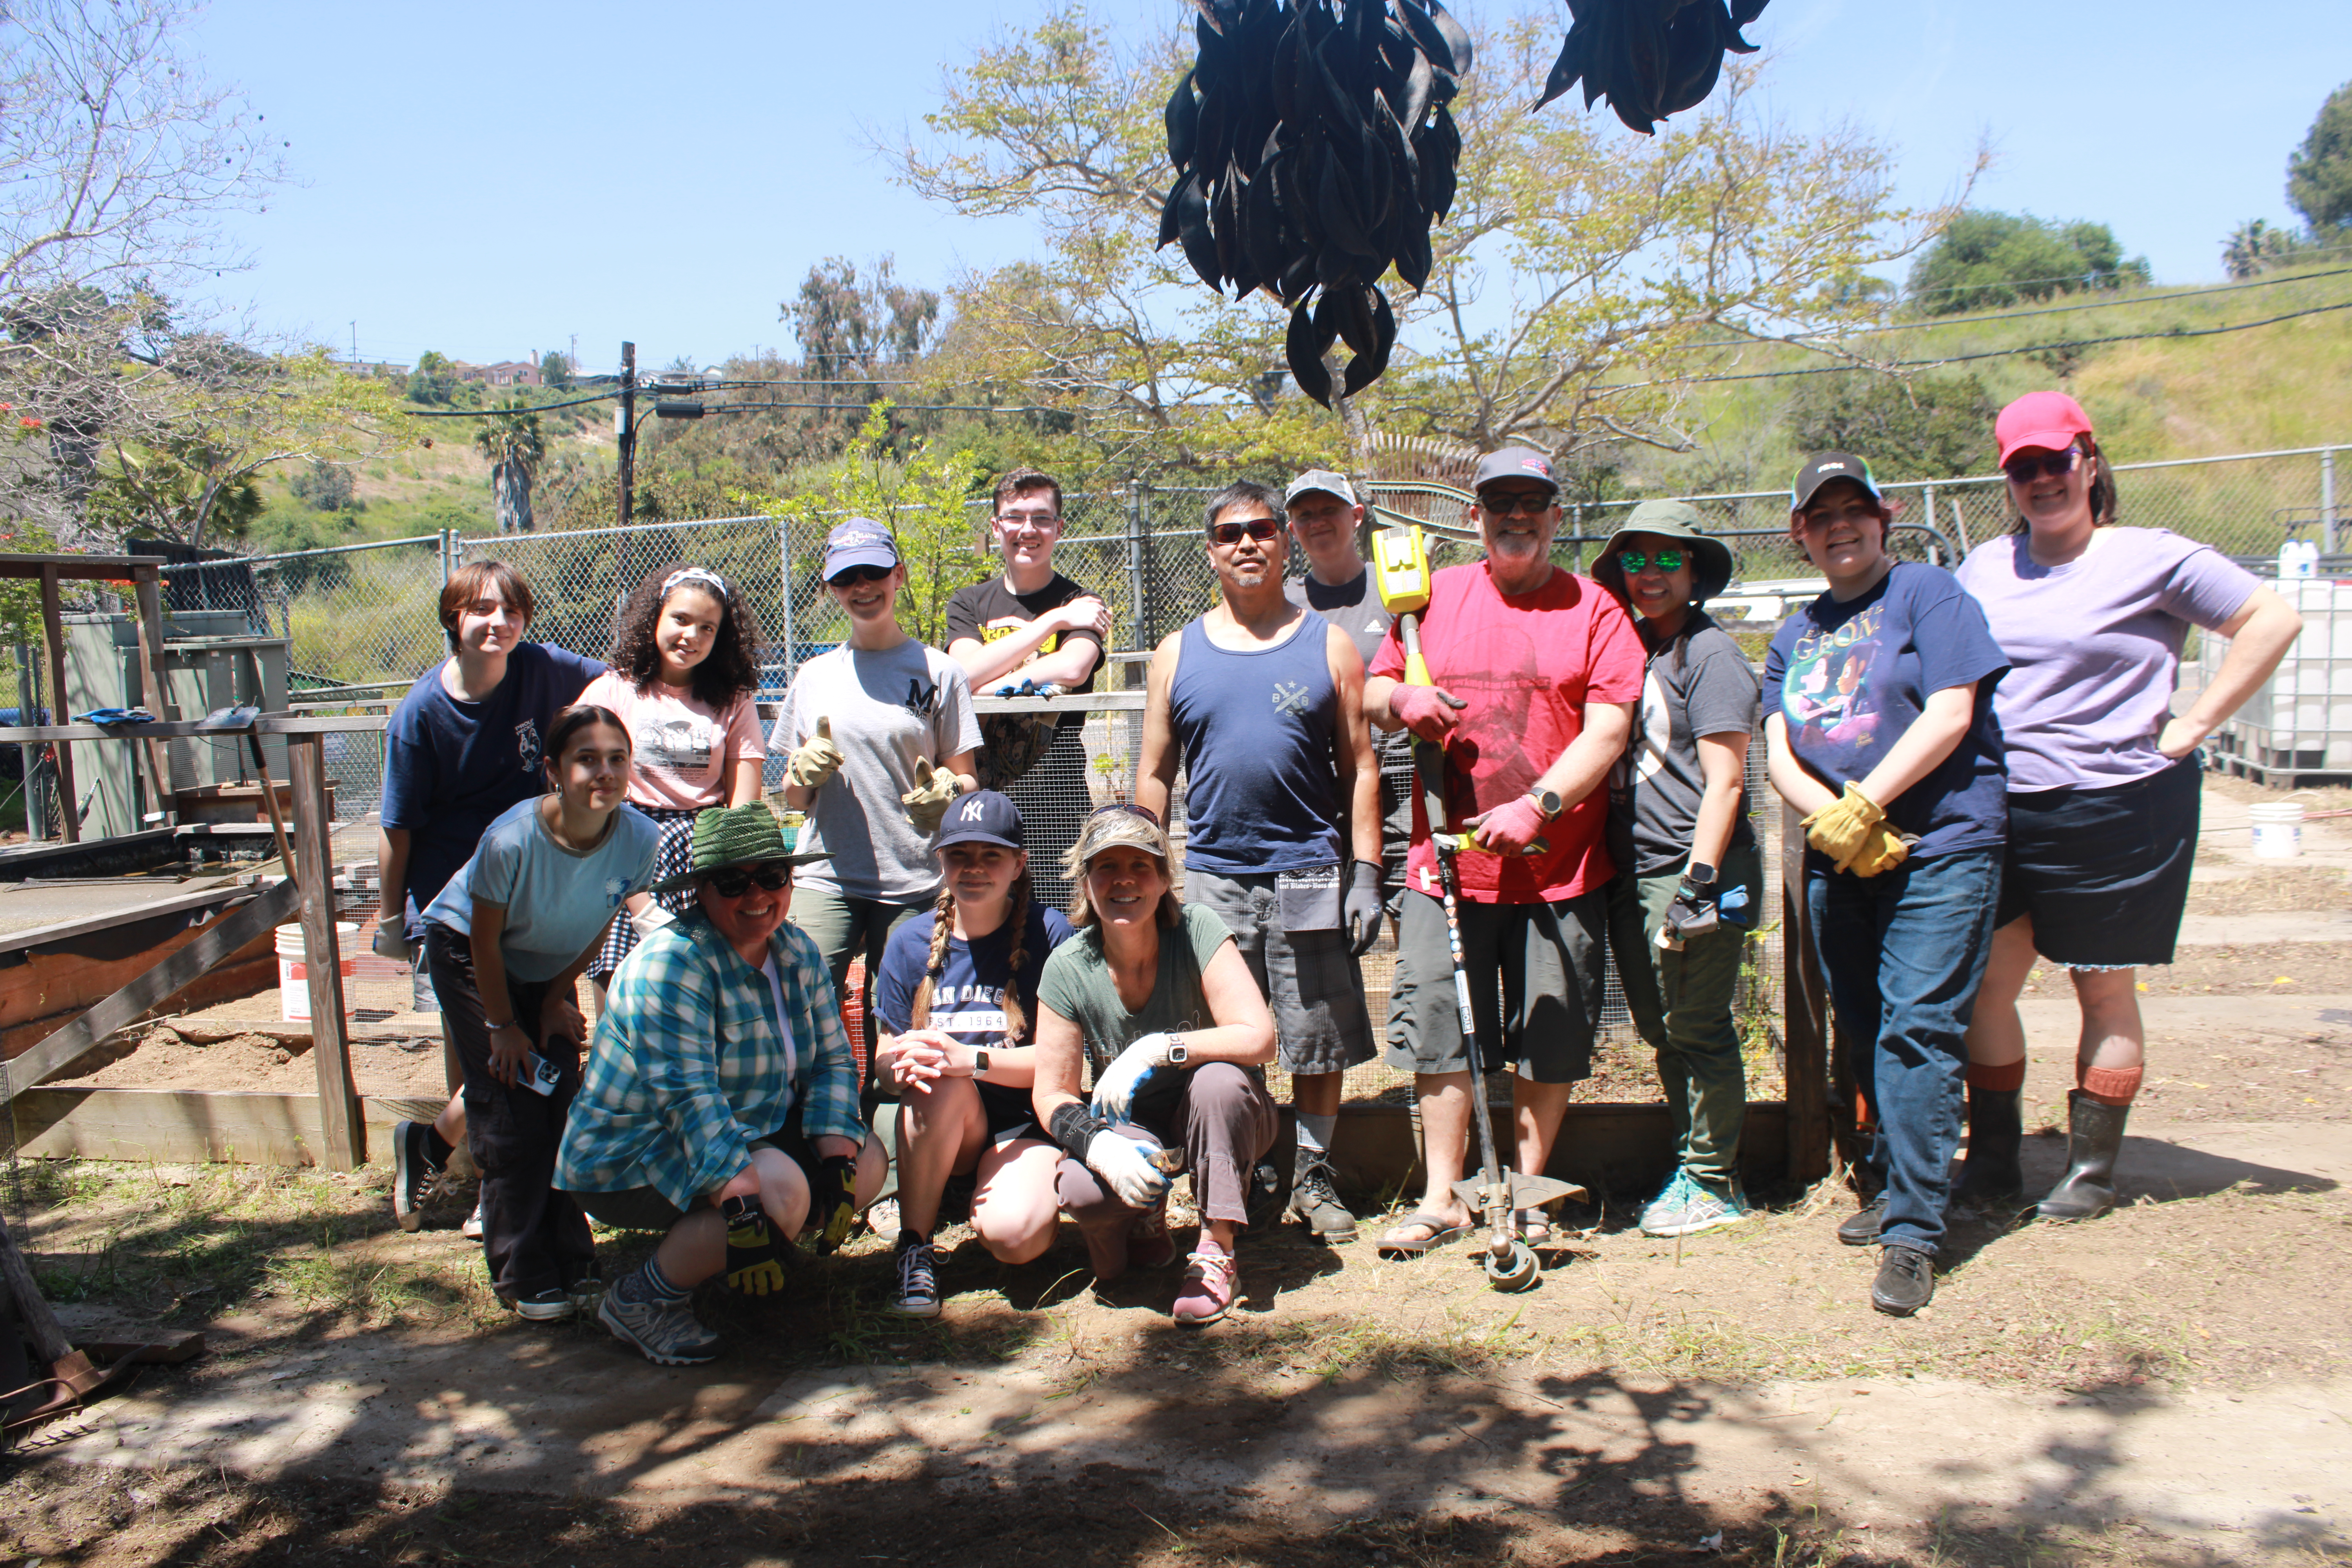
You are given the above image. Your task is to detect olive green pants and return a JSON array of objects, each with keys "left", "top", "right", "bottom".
[{"left": 1604, "top": 840, "right": 1759, "bottom": 1188}]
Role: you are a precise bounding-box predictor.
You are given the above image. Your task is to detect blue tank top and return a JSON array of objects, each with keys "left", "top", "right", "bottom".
[{"left": 1168, "top": 609, "right": 1343, "bottom": 874}]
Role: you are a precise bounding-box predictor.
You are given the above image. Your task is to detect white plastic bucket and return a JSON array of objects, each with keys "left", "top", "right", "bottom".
[
  {"left": 276, "top": 922, "right": 359, "bottom": 1022},
  {"left": 2249, "top": 800, "right": 2305, "bottom": 860}
]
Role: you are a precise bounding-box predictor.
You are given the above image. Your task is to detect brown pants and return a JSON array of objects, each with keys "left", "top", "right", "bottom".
[{"left": 1056, "top": 1062, "right": 1279, "bottom": 1236}]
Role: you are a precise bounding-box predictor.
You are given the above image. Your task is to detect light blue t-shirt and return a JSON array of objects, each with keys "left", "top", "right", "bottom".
[{"left": 422, "top": 800, "right": 661, "bottom": 982}]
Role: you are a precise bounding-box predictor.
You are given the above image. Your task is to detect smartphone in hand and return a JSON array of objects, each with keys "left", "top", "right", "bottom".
[{"left": 520, "top": 1053, "right": 562, "bottom": 1097}]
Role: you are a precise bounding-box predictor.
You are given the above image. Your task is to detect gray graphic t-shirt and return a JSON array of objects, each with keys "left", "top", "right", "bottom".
[{"left": 1619, "top": 613, "right": 1760, "bottom": 879}]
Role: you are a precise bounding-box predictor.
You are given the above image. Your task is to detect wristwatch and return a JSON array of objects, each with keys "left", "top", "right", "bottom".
[
  {"left": 972, "top": 1047, "right": 991, "bottom": 1077},
  {"left": 1523, "top": 787, "right": 1564, "bottom": 820},
  {"left": 1165, "top": 1035, "right": 1190, "bottom": 1065}
]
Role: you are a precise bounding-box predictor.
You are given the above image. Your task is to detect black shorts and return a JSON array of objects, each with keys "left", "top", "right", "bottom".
[
  {"left": 1996, "top": 757, "right": 2200, "bottom": 969},
  {"left": 567, "top": 1126, "right": 825, "bottom": 1232}
]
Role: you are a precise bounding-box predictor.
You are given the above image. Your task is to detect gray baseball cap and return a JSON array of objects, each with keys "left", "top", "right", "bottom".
[
  {"left": 1284, "top": 469, "right": 1358, "bottom": 508},
  {"left": 1472, "top": 447, "right": 1558, "bottom": 497},
  {"left": 822, "top": 518, "right": 899, "bottom": 578}
]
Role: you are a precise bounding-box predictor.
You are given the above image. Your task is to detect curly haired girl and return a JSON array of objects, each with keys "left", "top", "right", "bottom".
[{"left": 580, "top": 564, "right": 767, "bottom": 985}]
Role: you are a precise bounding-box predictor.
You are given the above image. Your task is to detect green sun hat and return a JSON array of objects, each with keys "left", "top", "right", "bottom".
[
  {"left": 1591, "top": 499, "right": 1736, "bottom": 604},
  {"left": 650, "top": 802, "right": 829, "bottom": 893}
]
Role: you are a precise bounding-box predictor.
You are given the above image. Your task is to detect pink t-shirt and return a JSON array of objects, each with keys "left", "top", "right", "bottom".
[
  {"left": 1369, "top": 563, "right": 1646, "bottom": 904},
  {"left": 1955, "top": 527, "right": 2259, "bottom": 792},
  {"left": 579, "top": 672, "right": 767, "bottom": 813}
]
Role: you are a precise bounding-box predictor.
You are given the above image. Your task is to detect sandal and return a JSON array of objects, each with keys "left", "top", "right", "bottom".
[
  {"left": 1514, "top": 1207, "right": 1555, "bottom": 1247},
  {"left": 1376, "top": 1211, "right": 1473, "bottom": 1259}
]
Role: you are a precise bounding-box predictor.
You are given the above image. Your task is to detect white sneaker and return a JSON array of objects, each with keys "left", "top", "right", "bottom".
[{"left": 462, "top": 1200, "right": 484, "bottom": 1240}]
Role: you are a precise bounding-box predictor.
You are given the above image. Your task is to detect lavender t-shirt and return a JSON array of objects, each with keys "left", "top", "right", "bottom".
[{"left": 1955, "top": 528, "right": 2259, "bottom": 792}]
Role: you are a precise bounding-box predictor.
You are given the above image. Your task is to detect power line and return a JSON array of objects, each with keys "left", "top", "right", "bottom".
[
  {"left": 406, "top": 391, "right": 616, "bottom": 418},
  {"left": 1771, "top": 266, "right": 2352, "bottom": 341}
]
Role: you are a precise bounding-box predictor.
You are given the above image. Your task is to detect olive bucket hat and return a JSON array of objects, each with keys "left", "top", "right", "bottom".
[
  {"left": 1591, "top": 499, "right": 1735, "bottom": 604},
  {"left": 651, "top": 802, "right": 830, "bottom": 893}
]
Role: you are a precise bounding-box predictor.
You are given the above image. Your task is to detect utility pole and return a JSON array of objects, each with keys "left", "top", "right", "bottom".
[{"left": 617, "top": 340, "right": 637, "bottom": 528}]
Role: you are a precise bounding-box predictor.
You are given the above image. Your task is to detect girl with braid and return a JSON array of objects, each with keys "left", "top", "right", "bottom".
[
  {"left": 580, "top": 563, "right": 767, "bottom": 989},
  {"left": 871, "top": 791, "right": 1076, "bottom": 1317}
]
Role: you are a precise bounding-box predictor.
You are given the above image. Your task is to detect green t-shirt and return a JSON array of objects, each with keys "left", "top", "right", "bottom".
[{"left": 1036, "top": 903, "right": 1236, "bottom": 1123}]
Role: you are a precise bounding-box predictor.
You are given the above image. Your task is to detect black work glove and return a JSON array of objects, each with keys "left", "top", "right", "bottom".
[
  {"left": 807, "top": 1152, "right": 859, "bottom": 1255},
  {"left": 1661, "top": 864, "right": 1722, "bottom": 946},
  {"left": 1343, "top": 859, "right": 1386, "bottom": 958},
  {"left": 721, "top": 1194, "right": 789, "bottom": 1296}
]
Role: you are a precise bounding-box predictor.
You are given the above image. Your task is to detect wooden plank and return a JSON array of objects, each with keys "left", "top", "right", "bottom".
[
  {"left": 289, "top": 735, "right": 359, "bottom": 1169},
  {"left": 12, "top": 1087, "right": 452, "bottom": 1165},
  {"left": 39, "top": 566, "right": 78, "bottom": 844},
  {"left": 972, "top": 691, "right": 1147, "bottom": 715},
  {"left": 0, "top": 555, "right": 168, "bottom": 581},
  {"left": 252, "top": 713, "right": 387, "bottom": 735},
  {"left": 0, "top": 718, "right": 259, "bottom": 743},
  {"left": 0, "top": 883, "right": 252, "bottom": 958},
  {"left": 1326, "top": 1102, "right": 1790, "bottom": 1199},
  {"left": 128, "top": 578, "right": 175, "bottom": 829},
  {"left": 0, "top": 1212, "right": 71, "bottom": 1363},
  {"left": 1780, "top": 800, "right": 1833, "bottom": 1186},
  {"left": 0, "top": 953, "right": 279, "bottom": 1061},
  {"left": 4, "top": 878, "right": 301, "bottom": 1093}
]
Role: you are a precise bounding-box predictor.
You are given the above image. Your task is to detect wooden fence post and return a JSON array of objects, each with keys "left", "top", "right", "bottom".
[
  {"left": 38, "top": 566, "right": 78, "bottom": 844},
  {"left": 289, "top": 734, "right": 361, "bottom": 1169}
]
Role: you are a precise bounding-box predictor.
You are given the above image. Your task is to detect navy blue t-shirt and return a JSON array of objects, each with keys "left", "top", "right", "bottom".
[
  {"left": 1166, "top": 609, "right": 1343, "bottom": 874},
  {"left": 1763, "top": 562, "right": 2009, "bottom": 862},
  {"left": 381, "top": 642, "right": 605, "bottom": 913},
  {"left": 874, "top": 903, "right": 1075, "bottom": 1132}
]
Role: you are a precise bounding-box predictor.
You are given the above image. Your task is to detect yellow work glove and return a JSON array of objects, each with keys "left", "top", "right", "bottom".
[
  {"left": 901, "top": 758, "right": 959, "bottom": 835},
  {"left": 785, "top": 715, "right": 844, "bottom": 789},
  {"left": 1802, "top": 780, "right": 1886, "bottom": 873},
  {"left": 721, "top": 1195, "right": 789, "bottom": 1296},
  {"left": 1848, "top": 818, "right": 1914, "bottom": 878}
]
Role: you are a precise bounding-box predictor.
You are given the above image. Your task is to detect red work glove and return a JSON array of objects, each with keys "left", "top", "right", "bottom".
[
  {"left": 1468, "top": 796, "right": 1551, "bottom": 856},
  {"left": 1389, "top": 684, "right": 1468, "bottom": 743}
]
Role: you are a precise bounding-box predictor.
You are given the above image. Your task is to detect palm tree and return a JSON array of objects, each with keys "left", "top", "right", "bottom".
[{"left": 475, "top": 399, "right": 545, "bottom": 532}]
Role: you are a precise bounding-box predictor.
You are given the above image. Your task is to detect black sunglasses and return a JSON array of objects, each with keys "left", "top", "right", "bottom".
[
  {"left": 828, "top": 564, "right": 894, "bottom": 586},
  {"left": 1207, "top": 516, "right": 1282, "bottom": 546},
  {"left": 1480, "top": 491, "right": 1555, "bottom": 517},
  {"left": 1618, "top": 548, "right": 1685, "bottom": 575},
  {"left": 1086, "top": 800, "right": 1163, "bottom": 828},
  {"left": 706, "top": 865, "right": 791, "bottom": 897},
  {"left": 2003, "top": 447, "right": 2082, "bottom": 484}
]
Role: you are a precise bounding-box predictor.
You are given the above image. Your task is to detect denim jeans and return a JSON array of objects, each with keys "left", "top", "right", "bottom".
[
  {"left": 1806, "top": 848, "right": 2000, "bottom": 1255},
  {"left": 1606, "top": 838, "right": 1762, "bottom": 1189}
]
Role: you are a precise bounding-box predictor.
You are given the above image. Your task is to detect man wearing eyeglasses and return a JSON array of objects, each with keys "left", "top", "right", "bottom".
[
  {"left": 1361, "top": 447, "right": 1646, "bottom": 1258},
  {"left": 1138, "top": 480, "right": 1383, "bottom": 1242},
  {"left": 946, "top": 467, "right": 1112, "bottom": 797}
]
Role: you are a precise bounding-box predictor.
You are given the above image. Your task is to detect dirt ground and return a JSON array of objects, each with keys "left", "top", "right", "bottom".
[{"left": 4, "top": 782, "right": 2351, "bottom": 1565}]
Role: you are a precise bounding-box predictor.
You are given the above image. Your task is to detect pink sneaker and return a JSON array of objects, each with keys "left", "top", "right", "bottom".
[
  {"left": 1172, "top": 1248, "right": 1237, "bottom": 1325},
  {"left": 1129, "top": 1203, "right": 1178, "bottom": 1270}
]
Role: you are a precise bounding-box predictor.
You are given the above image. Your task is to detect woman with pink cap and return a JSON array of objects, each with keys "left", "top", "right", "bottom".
[{"left": 1953, "top": 392, "right": 2301, "bottom": 1222}]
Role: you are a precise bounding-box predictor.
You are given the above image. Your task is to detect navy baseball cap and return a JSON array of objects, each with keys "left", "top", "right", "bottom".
[
  {"left": 1472, "top": 446, "right": 1558, "bottom": 497},
  {"left": 822, "top": 518, "right": 900, "bottom": 578},
  {"left": 932, "top": 789, "right": 1025, "bottom": 852}
]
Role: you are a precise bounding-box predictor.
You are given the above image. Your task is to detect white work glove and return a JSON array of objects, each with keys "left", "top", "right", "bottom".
[
  {"left": 785, "top": 715, "right": 844, "bottom": 789},
  {"left": 372, "top": 915, "right": 414, "bottom": 964},
  {"left": 1090, "top": 1031, "right": 1181, "bottom": 1124},
  {"left": 630, "top": 902, "right": 675, "bottom": 941},
  {"left": 900, "top": 758, "right": 959, "bottom": 835},
  {"left": 1084, "top": 1129, "right": 1172, "bottom": 1209}
]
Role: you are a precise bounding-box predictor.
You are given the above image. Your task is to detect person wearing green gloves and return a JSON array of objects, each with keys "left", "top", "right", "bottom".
[{"left": 1592, "top": 501, "right": 1762, "bottom": 1240}]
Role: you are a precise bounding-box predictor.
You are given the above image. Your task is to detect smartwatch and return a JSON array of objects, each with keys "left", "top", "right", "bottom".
[
  {"left": 1524, "top": 787, "right": 1563, "bottom": 820},
  {"left": 972, "top": 1047, "right": 992, "bottom": 1077},
  {"left": 1165, "top": 1035, "right": 1190, "bottom": 1066}
]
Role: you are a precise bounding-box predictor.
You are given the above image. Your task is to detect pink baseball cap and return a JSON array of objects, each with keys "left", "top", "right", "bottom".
[{"left": 1995, "top": 391, "right": 2095, "bottom": 467}]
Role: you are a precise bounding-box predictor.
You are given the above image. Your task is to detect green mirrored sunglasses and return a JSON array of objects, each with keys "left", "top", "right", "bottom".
[{"left": 1618, "top": 548, "right": 1685, "bottom": 574}]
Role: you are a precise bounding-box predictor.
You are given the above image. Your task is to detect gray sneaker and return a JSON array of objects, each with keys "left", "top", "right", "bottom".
[
  {"left": 1639, "top": 1172, "right": 1752, "bottom": 1238},
  {"left": 597, "top": 1288, "right": 720, "bottom": 1365}
]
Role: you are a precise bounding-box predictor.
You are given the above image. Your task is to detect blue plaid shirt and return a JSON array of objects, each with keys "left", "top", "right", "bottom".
[{"left": 556, "top": 908, "right": 863, "bottom": 1211}]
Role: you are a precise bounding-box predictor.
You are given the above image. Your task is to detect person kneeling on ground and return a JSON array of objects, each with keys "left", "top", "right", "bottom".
[
  {"left": 1032, "top": 805, "right": 1280, "bottom": 1327},
  {"left": 557, "top": 804, "right": 887, "bottom": 1366},
  {"left": 872, "top": 790, "right": 1077, "bottom": 1317}
]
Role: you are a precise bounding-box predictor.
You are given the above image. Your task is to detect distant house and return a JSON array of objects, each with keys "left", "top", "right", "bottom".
[{"left": 453, "top": 359, "right": 543, "bottom": 388}]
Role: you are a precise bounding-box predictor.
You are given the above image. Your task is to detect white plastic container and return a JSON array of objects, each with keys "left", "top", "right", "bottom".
[
  {"left": 2279, "top": 540, "right": 2321, "bottom": 579},
  {"left": 2249, "top": 800, "right": 2305, "bottom": 860},
  {"left": 276, "top": 922, "right": 359, "bottom": 1022}
]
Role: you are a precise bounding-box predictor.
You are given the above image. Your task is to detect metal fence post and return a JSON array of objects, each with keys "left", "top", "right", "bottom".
[
  {"left": 1126, "top": 479, "right": 1151, "bottom": 665},
  {"left": 775, "top": 512, "right": 800, "bottom": 678},
  {"left": 439, "top": 528, "right": 453, "bottom": 586},
  {"left": 2325, "top": 449, "right": 2338, "bottom": 555}
]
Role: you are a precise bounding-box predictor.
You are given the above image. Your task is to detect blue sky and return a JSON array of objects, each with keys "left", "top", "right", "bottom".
[{"left": 189, "top": 0, "right": 2351, "bottom": 374}]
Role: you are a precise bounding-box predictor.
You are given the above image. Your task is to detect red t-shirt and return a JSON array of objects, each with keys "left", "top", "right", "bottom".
[{"left": 1369, "top": 563, "right": 1646, "bottom": 904}]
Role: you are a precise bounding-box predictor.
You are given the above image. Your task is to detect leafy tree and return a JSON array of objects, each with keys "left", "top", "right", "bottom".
[
  {"left": 1906, "top": 211, "right": 2151, "bottom": 315},
  {"left": 784, "top": 256, "right": 940, "bottom": 424},
  {"left": 765, "top": 402, "right": 983, "bottom": 648},
  {"left": 2223, "top": 218, "right": 2310, "bottom": 279},
  {"left": 887, "top": 9, "right": 1962, "bottom": 471},
  {"left": 2289, "top": 81, "right": 2352, "bottom": 233},
  {"left": 539, "top": 350, "right": 573, "bottom": 390},
  {"left": 288, "top": 457, "right": 357, "bottom": 512},
  {"left": 474, "top": 399, "right": 544, "bottom": 533},
  {"left": 1784, "top": 372, "right": 1998, "bottom": 480},
  {"left": 407, "top": 350, "right": 457, "bottom": 407}
]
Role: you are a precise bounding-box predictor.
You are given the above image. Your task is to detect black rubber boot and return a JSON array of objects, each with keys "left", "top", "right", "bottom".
[
  {"left": 2034, "top": 1091, "right": 2130, "bottom": 1221},
  {"left": 1953, "top": 1085, "right": 2024, "bottom": 1205}
]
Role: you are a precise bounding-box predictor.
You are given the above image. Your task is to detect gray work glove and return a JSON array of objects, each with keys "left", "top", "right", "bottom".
[
  {"left": 372, "top": 914, "right": 415, "bottom": 965},
  {"left": 1343, "top": 859, "right": 1385, "bottom": 958},
  {"left": 1083, "top": 1129, "right": 1173, "bottom": 1209}
]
